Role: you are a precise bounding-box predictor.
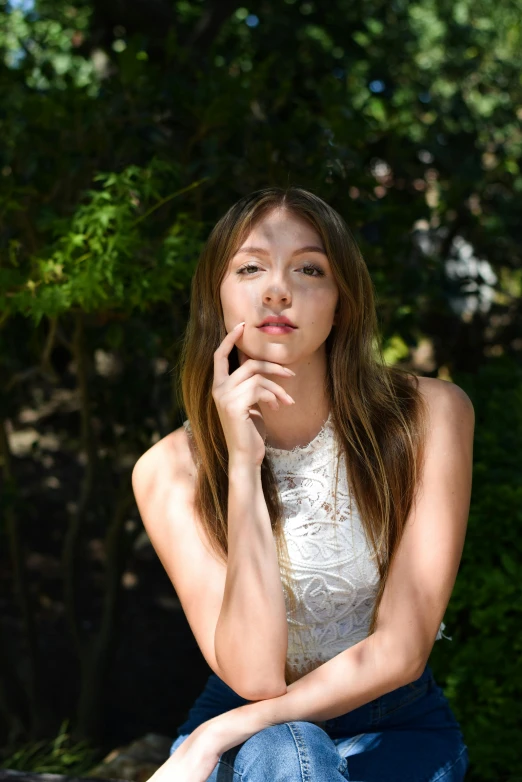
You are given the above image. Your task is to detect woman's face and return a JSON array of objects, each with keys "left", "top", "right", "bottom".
[{"left": 219, "top": 207, "right": 339, "bottom": 368}]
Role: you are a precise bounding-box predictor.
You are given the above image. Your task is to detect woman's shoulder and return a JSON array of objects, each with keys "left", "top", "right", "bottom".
[
  {"left": 414, "top": 375, "right": 473, "bottom": 410},
  {"left": 132, "top": 422, "right": 198, "bottom": 500},
  {"left": 408, "top": 376, "right": 475, "bottom": 435}
]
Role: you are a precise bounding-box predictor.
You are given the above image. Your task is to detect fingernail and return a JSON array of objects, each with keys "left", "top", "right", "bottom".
[
  {"left": 283, "top": 367, "right": 296, "bottom": 375},
  {"left": 235, "top": 322, "right": 246, "bottom": 329}
]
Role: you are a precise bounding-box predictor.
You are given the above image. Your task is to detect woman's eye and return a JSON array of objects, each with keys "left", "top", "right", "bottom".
[
  {"left": 236, "top": 264, "right": 260, "bottom": 275},
  {"left": 302, "top": 264, "right": 325, "bottom": 277},
  {"left": 236, "top": 263, "right": 324, "bottom": 277}
]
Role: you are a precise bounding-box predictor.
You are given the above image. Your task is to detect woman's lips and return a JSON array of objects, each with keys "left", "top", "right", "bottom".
[{"left": 257, "top": 325, "right": 296, "bottom": 334}]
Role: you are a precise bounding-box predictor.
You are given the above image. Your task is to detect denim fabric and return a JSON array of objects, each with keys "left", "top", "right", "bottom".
[{"left": 169, "top": 663, "right": 469, "bottom": 781}]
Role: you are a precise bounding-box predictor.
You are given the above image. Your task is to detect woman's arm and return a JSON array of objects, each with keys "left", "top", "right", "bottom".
[
  {"left": 159, "top": 631, "right": 410, "bottom": 782},
  {"left": 207, "top": 379, "right": 475, "bottom": 750},
  {"left": 132, "top": 431, "right": 287, "bottom": 702},
  {"left": 180, "top": 629, "right": 411, "bottom": 774},
  {"left": 214, "top": 460, "right": 288, "bottom": 700}
]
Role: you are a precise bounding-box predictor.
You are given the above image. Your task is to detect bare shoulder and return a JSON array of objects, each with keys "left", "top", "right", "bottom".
[
  {"left": 418, "top": 377, "right": 473, "bottom": 410},
  {"left": 131, "top": 423, "right": 197, "bottom": 508},
  {"left": 412, "top": 376, "right": 475, "bottom": 440},
  {"left": 130, "top": 423, "right": 232, "bottom": 688}
]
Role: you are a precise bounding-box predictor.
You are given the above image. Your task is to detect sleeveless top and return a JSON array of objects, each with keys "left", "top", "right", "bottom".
[{"left": 183, "top": 413, "right": 450, "bottom": 681}]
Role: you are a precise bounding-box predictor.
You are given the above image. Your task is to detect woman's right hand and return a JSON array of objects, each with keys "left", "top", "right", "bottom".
[{"left": 212, "top": 322, "right": 296, "bottom": 467}]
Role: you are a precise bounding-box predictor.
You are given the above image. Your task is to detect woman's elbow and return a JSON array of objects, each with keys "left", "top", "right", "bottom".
[{"left": 237, "top": 678, "right": 287, "bottom": 702}]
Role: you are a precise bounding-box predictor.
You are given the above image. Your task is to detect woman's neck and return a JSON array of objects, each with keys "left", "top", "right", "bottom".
[{"left": 262, "top": 402, "right": 331, "bottom": 450}]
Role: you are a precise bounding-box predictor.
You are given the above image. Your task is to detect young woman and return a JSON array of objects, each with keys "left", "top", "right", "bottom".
[{"left": 132, "top": 187, "right": 474, "bottom": 781}]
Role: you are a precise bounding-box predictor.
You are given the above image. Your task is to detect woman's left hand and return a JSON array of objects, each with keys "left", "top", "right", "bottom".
[
  {"left": 148, "top": 703, "right": 273, "bottom": 782},
  {"left": 148, "top": 721, "right": 223, "bottom": 782}
]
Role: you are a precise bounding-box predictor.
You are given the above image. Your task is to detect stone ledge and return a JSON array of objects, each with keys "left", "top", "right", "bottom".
[
  {"left": 0, "top": 773, "right": 126, "bottom": 782},
  {"left": 1, "top": 733, "right": 174, "bottom": 782}
]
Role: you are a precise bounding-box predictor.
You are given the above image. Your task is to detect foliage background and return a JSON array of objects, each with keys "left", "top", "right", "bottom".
[{"left": 0, "top": 0, "right": 521, "bottom": 779}]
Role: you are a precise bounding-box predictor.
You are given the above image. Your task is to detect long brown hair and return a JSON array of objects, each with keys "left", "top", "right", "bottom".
[{"left": 176, "top": 186, "right": 428, "bottom": 685}]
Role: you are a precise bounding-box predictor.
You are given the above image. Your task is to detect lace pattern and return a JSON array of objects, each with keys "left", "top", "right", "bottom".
[{"left": 183, "top": 414, "right": 449, "bottom": 679}]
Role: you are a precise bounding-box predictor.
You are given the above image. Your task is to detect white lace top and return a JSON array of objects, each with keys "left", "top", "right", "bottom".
[{"left": 183, "top": 412, "right": 450, "bottom": 681}]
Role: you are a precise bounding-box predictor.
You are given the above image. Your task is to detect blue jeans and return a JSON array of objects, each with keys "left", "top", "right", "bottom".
[{"left": 169, "top": 663, "right": 469, "bottom": 780}]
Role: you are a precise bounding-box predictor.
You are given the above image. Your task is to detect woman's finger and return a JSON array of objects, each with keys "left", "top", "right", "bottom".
[
  {"left": 212, "top": 322, "right": 245, "bottom": 388},
  {"left": 221, "top": 375, "right": 295, "bottom": 412}
]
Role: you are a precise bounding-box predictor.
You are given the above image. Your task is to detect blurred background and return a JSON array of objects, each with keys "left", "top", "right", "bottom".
[{"left": 0, "top": 0, "right": 521, "bottom": 780}]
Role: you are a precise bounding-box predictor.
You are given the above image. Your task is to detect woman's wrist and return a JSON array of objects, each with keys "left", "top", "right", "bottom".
[
  {"left": 210, "top": 700, "right": 273, "bottom": 754},
  {"left": 228, "top": 458, "right": 263, "bottom": 475}
]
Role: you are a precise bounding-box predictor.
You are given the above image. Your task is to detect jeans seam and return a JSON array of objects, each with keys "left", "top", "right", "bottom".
[
  {"left": 216, "top": 756, "right": 243, "bottom": 778},
  {"left": 286, "top": 722, "right": 312, "bottom": 782},
  {"left": 378, "top": 681, "right": 430, "bottom": 718},
  {"left": 371, "top": 698, "right": 381, "bottom": 724},
  {"left": 428, "top": 745, "right": 468, "bottom": 782}
]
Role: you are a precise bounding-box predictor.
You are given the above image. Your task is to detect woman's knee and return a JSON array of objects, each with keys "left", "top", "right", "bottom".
[{"left": 221, "top": 720, "right": 346, "bottom": 780}]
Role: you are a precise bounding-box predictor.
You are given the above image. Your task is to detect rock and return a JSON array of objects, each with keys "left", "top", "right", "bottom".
[
  {"left": 83, "top": 733, "right": 173, "bottom": 782},
  {"left": 0, "top": 773, "right": 124, "bottom": 782}
]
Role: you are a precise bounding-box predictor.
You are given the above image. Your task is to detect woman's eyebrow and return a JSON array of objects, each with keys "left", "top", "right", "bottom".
[{"left": 233, "top": 245, "right": 327, "bottom": 257}]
